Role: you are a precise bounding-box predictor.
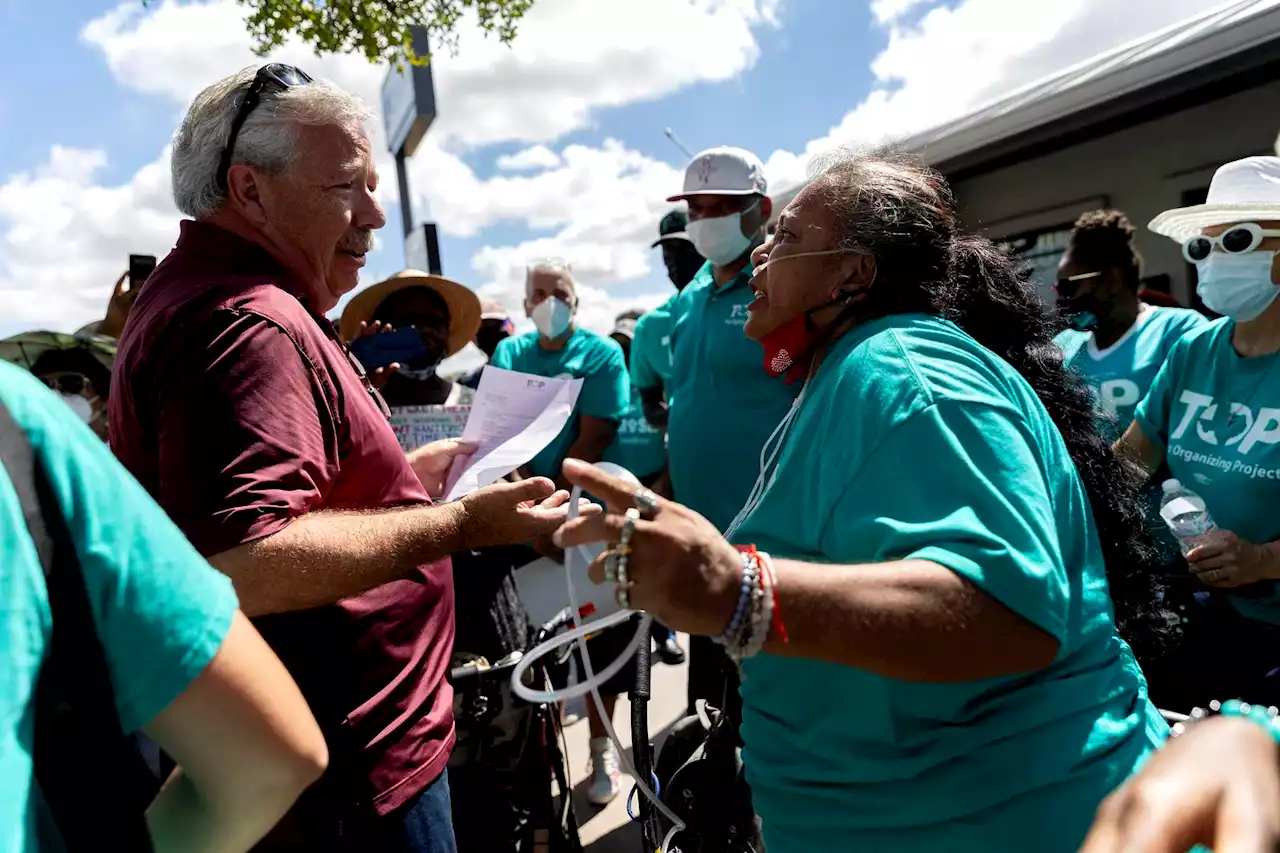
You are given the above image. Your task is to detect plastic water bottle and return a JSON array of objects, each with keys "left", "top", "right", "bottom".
[{"left": 1159, "top": 479, "right": 1218, "bottom": 555}]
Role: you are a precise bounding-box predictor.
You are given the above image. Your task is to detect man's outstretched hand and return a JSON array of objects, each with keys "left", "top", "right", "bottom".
[{"left": 458, "top": 478, "right": 599, "bottom": 551}]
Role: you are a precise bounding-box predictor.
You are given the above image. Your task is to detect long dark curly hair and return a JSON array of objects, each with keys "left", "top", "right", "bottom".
[{"left": 805, "top": 148, "right": 1169, "bottom": 658}]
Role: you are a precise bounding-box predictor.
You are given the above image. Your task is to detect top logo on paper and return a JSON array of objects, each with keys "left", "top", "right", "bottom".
[{"left": 526, "top": 378, "right": 547, "bottom": 389}]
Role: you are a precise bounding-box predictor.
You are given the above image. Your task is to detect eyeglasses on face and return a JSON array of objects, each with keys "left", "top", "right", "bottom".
[
  {"left": 1053, "top": 270, "right": 1104, "bottom": 298},
  {"left": 1183, "top": 223, "right": 1280, "bottom": 264},
  {"left": 216, "top": 63, "right": 314, "bottom": 191},
  {"left": 40, "top": 373, "right": 91, "bottom": 397}
]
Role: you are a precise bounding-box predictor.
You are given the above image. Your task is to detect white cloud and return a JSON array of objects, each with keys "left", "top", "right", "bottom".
[
  {"left": 0, "top": 0, "right": 1245, "bottom": 341},
  {"left": 79, "top": 0, "right": 773, "bottom": 149},
  {"left": 0, "top": 145, "right": 180, "bottom": 334},
  {"left": 870, "top": 0, "right": 931, "bottom": 25},
  {"left": 764, "top": 0, "right": 1229, "bottom": 194},
  {"left": 2, "top": 0, "right": 777, "bottom": 337},
  {"left": 430, "top": 138, "right": 685, "bottom": 335},
  {"left": 495, "top": 145, "right": 562, "bottom": 172}
]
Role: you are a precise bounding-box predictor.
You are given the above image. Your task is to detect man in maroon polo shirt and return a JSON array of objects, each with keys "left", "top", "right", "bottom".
[{"left": 110, "top": 65, "right": 580, "bottom": 851}]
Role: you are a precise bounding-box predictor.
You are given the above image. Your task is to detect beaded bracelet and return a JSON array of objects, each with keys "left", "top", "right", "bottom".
[
  {"left": 742, "top": 553, "right": 774, "bottom": 660},
  {"left": 717, "top": 546, "right": 779, "bottom": 664},
  {"left": 757, "top": 551, "right": 788, "bottom": 645},
  {"left": 719, "top": 551, "right": 758, "bottom": 651},
  {"left": 1170, "top": 698, "right": 1280, "bottom": 744}
]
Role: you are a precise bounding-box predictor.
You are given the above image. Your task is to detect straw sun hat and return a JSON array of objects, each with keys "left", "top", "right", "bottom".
[{"left": 339, "top": 270, "right": 482, "bottom": 357}]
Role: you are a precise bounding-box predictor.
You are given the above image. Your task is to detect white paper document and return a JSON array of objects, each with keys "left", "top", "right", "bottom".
[{"left": 443, "top": 367, "right": 582, "bottom": 501}]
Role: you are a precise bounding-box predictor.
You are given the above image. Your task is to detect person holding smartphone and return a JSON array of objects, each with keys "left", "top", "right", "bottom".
[{"left": 340, "top": 269, "right": 481, "bottom": 408}]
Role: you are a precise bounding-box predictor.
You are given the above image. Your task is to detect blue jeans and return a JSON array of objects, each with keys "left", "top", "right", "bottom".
[
  {"left": 650, "top": 620, "right": 676, "bottom": 643},
  {"left": 398, "top": 769, "right": 458, "bottom": 853}
]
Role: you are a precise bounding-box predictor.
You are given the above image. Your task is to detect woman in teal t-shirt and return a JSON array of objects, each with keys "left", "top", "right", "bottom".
[
  {"left": 1118, "top": 156, "right": 1280, "bottom": 710},
  {"left": 554, "top": 150, "right": 1169, "bottom": 853}
]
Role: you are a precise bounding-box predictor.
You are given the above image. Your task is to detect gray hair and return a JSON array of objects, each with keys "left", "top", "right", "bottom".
[
  {"left": 802, "top": 146, "right": 960, "bottom": 294},
  {"left": 525, "top": 257, "right": 575, "bottom": 288},
  {"left": 171, "top": 66, "right": 374, "bottom": 219},
  {"left": 806, "top": 147, "right": 956, "bottom": 255}
]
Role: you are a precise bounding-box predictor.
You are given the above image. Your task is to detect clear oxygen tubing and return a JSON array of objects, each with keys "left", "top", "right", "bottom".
[{"left": 509, "top": 462, "right": 687, "bottom": 851}]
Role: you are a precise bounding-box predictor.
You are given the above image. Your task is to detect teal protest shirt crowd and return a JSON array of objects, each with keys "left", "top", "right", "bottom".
[{"left": 1055, "top": 305, "right": 1207, "bottom": 440}]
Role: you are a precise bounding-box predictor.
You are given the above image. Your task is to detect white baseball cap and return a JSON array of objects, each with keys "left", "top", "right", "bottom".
[
  {"left": 1149, "top": 156, "right": 1280, "bottom": 243},
  {"left": 668, "top": 146, "right": 768, "bottom": 202}
]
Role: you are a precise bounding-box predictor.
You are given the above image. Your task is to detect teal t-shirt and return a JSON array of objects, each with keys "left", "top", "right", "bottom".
[
  {"left": 667, "top": 262, "right": 802, "bottom": 532},
  {"left": 1134, "top": 318, "right": 1280, "bottom": 623},
  {"left": 731, "top": 314, "right": 1163, "bottom": 853},
  {"left": 1055, "top": 305, "right": 1207, "bottom": 441},
  {"left": 490, "top": 327, "right": 629, "bottom": 480},
  {"left": 0, "top": 363, "right": 238, "bottom": 853},
  {"left": 601, "top": 386, "right": 667, "bottom": 480},
  {"left": 1056, "top": 306, "right": 1208, "bottom": 561},
  {"left": 630, "top": 293, "right": 678, "bottom": 393}
]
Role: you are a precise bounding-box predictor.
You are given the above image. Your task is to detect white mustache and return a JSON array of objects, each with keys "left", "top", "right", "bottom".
[{"left": 339, "top": 232, "right": 374, "bottom": 254}]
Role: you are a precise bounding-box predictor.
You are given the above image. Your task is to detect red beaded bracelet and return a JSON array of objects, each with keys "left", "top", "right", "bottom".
[{"left": 735, "top": 545, "right": 789, "bottom": 645}]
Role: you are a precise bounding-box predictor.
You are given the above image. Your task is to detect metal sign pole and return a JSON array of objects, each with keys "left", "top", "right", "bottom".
[
  {"left": 396, "top": 151, "right": 414, "bottom": 239},
  {"left": 382, "top": 26, "right": 439, "bottom": 270}
]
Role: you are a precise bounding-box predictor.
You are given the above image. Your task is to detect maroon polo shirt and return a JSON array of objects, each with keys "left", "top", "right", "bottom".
[{"left": 109, "top": 220, "right": 455, "bottom": 827}]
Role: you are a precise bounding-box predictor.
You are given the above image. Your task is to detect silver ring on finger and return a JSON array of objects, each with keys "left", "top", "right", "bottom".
[
  {"left": 620, "top": 507, "right": 641, "bottom": 548},
  {"left": 634, "top": 489, "right": 660, "bottom": 519},
  {"left": 617, "top": 508, "right": 641, "bottom": 589}
]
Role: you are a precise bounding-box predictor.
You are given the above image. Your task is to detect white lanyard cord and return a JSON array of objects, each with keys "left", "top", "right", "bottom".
[{"left": 725, "top": 384, "right": 807, "bottom": 541}]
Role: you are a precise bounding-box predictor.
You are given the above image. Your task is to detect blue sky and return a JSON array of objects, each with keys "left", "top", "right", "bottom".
[{"left": 0, "top": 0, "right": 1232, "bottom": 365}]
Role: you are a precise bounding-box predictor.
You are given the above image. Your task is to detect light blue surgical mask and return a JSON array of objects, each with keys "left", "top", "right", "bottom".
[
  {"left": 532, "top": 296, "right": 574, "bottom": 339},
  {"left": 1196, "top": 251, "right": 1280, "bottom": 322},
  {"left": 688, "top": 200, "right": 761, "bottom": 266}
]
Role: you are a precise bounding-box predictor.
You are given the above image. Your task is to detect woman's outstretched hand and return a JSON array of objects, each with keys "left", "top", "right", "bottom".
[
  {"left": 552, "top": 458, "right": 741, "bottom": 636},
  {"left": 1079, "top": 716, "right": 1280, "bottom": 853}
]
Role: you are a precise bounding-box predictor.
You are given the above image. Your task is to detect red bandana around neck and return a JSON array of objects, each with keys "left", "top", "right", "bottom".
[{"left": 760, "top": 312, "right": 819, "bottom": 384}]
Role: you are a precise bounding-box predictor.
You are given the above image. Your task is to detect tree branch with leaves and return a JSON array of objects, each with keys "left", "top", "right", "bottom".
[{"left": 140, "top": 0, "right": 535, "bottom": 67}]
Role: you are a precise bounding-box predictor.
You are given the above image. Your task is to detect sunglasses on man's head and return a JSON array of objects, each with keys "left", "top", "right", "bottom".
[
  {"left": 1182, "top": 223, "right": 1280, "bottom": 264},
  {"left": 216, "top": 63, "right": 314, "bottom": 191}
]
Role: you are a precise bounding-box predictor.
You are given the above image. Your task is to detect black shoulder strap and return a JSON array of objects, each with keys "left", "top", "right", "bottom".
[{"left": 0, "top": 399, "right": 155, "bottom": 852}]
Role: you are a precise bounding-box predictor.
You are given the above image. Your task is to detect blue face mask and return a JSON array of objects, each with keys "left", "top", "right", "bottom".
[
  {"left": 532, "top": 297, "right": 574, "bottom": 339},
  {"left": 350, "top": 327, "right": 428, "bottom": 370},
  {"left": 1067, "top": 310, "right": 1098, "bottom": 332},
  {"left": 1196, "top": 251, "right": 1280, "bottom": 322}
]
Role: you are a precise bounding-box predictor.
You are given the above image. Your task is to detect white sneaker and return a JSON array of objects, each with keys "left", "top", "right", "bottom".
[
  {"left": 586, "top": 737, "right": 620, "bottom": 805},
  {"left": 561, "top": 696, "right": 586, "bottom": 727}
]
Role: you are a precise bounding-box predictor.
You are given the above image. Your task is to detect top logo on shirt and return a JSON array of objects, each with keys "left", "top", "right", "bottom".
[
  {"left": 1171, "top": 391, "right": 1280, "bottom": 454},
  {"left": 1168, "top": 390, "right": 1280, "bottom": 482}
]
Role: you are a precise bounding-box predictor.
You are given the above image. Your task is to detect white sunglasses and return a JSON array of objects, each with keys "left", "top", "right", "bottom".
[{"left": 1182, "top": 222, "right": 1280, "bottom": 264}]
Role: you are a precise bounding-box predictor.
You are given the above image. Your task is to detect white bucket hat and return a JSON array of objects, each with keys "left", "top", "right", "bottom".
[{"left": 1149, "top": 156, "right": 1280, "bottom": 243}]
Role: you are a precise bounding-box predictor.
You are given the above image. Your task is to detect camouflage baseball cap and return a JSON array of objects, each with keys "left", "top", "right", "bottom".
[{"left": 651, "top": 209, "right": 691, "bottom": 247}]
